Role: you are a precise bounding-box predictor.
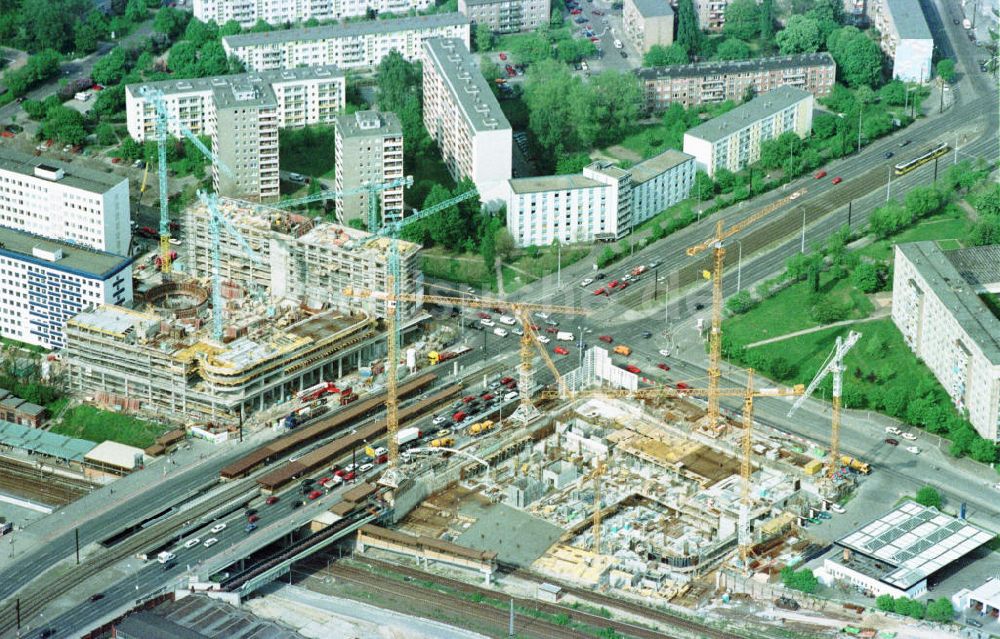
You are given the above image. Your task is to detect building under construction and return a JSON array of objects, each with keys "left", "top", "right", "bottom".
[
  {"left": 61, "top": 199, "right": 425, "bottom": 424},
  {"left": 180, "top": 197, "right": 422, "bottom": 318}
]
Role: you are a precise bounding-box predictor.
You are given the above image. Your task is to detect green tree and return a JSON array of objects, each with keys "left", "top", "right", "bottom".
[
  {"left": 495, "top": 228, "right": 516, "bottom": 262},
  {"left": 197, "top": 41, "right": 230, "bottom": 76},
  {"left": 185, "top": 18, "right": 220, "bottom": 47},
  {"left": 949, "top": 424, "right": 977, "bottom": 457},
  {"left": 585, "top": 71, "right": 642, "bottom": 146},
  {"left": 511, "top": 32, "right": 551, "bottom": 64},
  {"left": 119, "top": 136, "right": 144, "bottom": 161},
  {"left": 968, "top": 217, "right": 1000, "bottom": 246},
  {"left": 555, "top": 152, "right": 593, "bottom": 175},
  {"left": 905, "top": 185, "right": 944, "bottom": 219},
  {"left": 39, "top": 106, "right": 86, "bottom": 146},
  {"left": 775, "top": 16, "right": 821, "bottom": 54},
  {"left": 73, "top": 22, "right": 100, "bottom": 54},
  {"left": 597, "top": 246, "right": 616, "bottom": 268},
  {"left": 249, "top": 19, "right": 272, "bottom": 33},
  {"left": 838, "top": 35, "right": 883, "bottom": 88},
  {"left": 723, "top": 0, "right": 759, "bottom": 40},
  {"left": 219, "top": 20, "right": 242, "bottom": 36},
  {"left": 925, "top": 598, "right": 954, "bottom": 623},
  {"left": 475, "top": 22, "right": 495, "bottom": 51},
  {"left": 894, "top": 597, "right": 925, "bottom": 619},
  {"left": 714, "top": 38, "right": 751, "bottom": 61},
  {"left": 759, "top": 0, "right": 775, "bottom": 43},
  {"left": 643, "top": 44, "right": 688, "bottom": 66},
  {"left": 876, "top": 594, "right": 896, "bottom": 612},
  {"left": 95, "top": 122, "right": 117, "bottom": 146},
  {"left": 969, "top": 438, "right": 998, "bottom": 464},
  {"left": 153, "top": 7, "right": 192, "bottom": 40},
  {"left": 675, "top": 0, "right": 701, "bottom": 55},
  {"left": 92, "top": 82, "right": 126, "bottom": 118},
  {"left": 975, "top": 184, "right": 1000, "bottom": 217},
  {"left": 879, "top": 80, "right": 907, "bottom": 105},
  {"left": 167, "top": 40, "right": 198, "bottom": 76},
  {"left": 3, "top": 49, "right": 61, "bottom": 96},
  {"left": 851, "top": 262, "right": 881, "bottom": 293},
  {"left": 805, "top": 0, "right": 843, "bottom": 40},
  {"left": 694, "top": 170, "right": 715, "bottom": 200},
  {"left": 915, "top": 485, "right": 941, "bottom": 509},
  {"left": 523, "top": 59, "right": 587, "bottom": 154},
  {"left": 556, "top": 38, "right": 597, "bottom": 64},
  {"left": 812, "top": 113, "right": 837, "bottom": 139},
  {"left": 936, "top": 58, "right": 956, "bottom": 83},
  {"left": 124, "top": 0, "right": 148, "bottom": 23},
  {"left": 726, "top": 290, "right": 755, "bottom": 314},
  {"left": 91, "top": 46, "right": 128, "bottom": 85},
  {"left": 780, "top": 567, "right": 819, "bottom": 594}
]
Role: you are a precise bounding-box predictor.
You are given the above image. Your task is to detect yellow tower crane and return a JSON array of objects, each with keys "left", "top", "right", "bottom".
[
  {"left": 344, "top": 288, "right": 586, "bottom": 472},
  {"left": 685, "top": 188, "right": 806, "bottom": 432},
  {"left": 542, "top": 376, "right": 802, "bottom": 562}
]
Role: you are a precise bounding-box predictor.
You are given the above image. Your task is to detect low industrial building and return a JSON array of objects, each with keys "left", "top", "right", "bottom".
[
  {"left": 954, "top": 578, "right": 1000, "bottom": 621},
  {"left": 891, "top": 242, "right": 1000, "bottom": 441},
  {"left": 333, "top": 110, "right": 405, "bottom": 225},
  {"left": 868, "top": 0, "right": 933, "bottom": 83},
  {"left": 623, "top": 0, "right": 674, "bottom": 54},
  {"left": 0, "top": 391, "right": 46, "bottom": 427},
  {"left": 822, "top": 501, "right": 993, "bottom": 598},
  {"left": 683, "top": 85, "right": 814, "bottom": 176},
  {"left": 638, "top": 53, "right": 836, "bottom": 112},
  {"left": 83, "top": 440, "right": 147, "bottom": 478},
  {"left": 505, "top": 149, "right": 694, "bottom": 246},
  {"left": 0, "top": 225, "right": 132, "bottom": 350},
  {"left": 422, "top": 38, "right": 512, "bottom": 206},
  {"left": 222, "top": 14, "right": 472, "bottom": 72},
  {"left": 458, "top": 0, "right": 550, "bottom": 33}
]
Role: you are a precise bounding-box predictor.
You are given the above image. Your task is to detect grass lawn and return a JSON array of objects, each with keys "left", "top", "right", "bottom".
[
  {"left": 421, "top": 251, "right": 495, "bottom": 290},
  {"left": 423, "top": 244, "right": 591, "bottom": 293},
  {"left": 743, "top": 318, "right": 942, "bottom": 411},
  {"left": 724, "top": 272, "right": 875, "bottom": 347},
  {"left": 52, "top": 405, "right": 170, "bottom": 449},
  {"left": 859, "top": 206, "right": 971, "bottom": 261},
  {"left": 407, "top": 152, "right": 456, "bottom": 210},
  {"left": 617, "top": 124, "right": 681, "bottom": 161}
]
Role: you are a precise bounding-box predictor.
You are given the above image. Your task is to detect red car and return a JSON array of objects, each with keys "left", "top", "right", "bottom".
[
  {"left": 344, "top": 471, "right": 357, "bottom": 481},
  {"left": 554, "top": 346, "right": 569, "bottom": 355},
  {"left": 376, "top": 454, "right": 388, "bottom": 464},
  {"left": 0, "top": 131, "right": 13, "bottom": 139},
  {"left": 91, "top": 83, "right": 104, "bottom": 91},
  {"left": 265, "top": 495, "right": 279, "bottom": 505},
  {"left": 499, "top": 52, "right": 508, "bottom": 60},
  {"left": 308, "top": 490, "right": 322, "bottom": 500},
  {"left": 619, "top": 282, "right": 629, "bottom": 290},
  {"left": 248, "top": 514, "right": 259, "bottom": 523},
  {"left": 462, "top": 395, "right": 475, "bottom": 403},
  {"left": 590, "top": 37, "right": 600, "bottom": 43},
  {"left": 625, "top": 365, "right": 641, "bottom": 374},
  {"left": 500, "top": 377, "right": 514, "bottom": 385},
  {"left": 832, "top": 176, "right": 843, "bottom": 185},
  {"left": 657, "top": 363, "right": 671, "bottom": 371},
  {"left": 598, "top": 335, "right": 613, "bottom": 343},
  {"left": 593, "top": 288, "right": 606, "bottom": 295},
  {"left": 111, "top": 157, "right": 122, "bottom": 164},
  {"left": 676, "top": 382, "right": 689, "bottom": 390},
  {"left": 477, "top": 312, "right": 491, "bottom": 319},
  {"left": 570, "top": 8, "right": 582, "bottom": 13},
  {"left": 608, "top": 280, "right": 620, "bottom": 289},
  {"left": 506, "top": 65, "right": 516, "bottom": 76},
  {"left": 334, "top": 468, "right": 347, "bottom": 478},
  {"left": 545, "top": 326, "right": 559, "bottom": 334},
  {"left": 814, "top": 170, "right": 827, "bottom": 179},
  {"left": 481, "top": 393, "right": 494, "bottom": 401}
]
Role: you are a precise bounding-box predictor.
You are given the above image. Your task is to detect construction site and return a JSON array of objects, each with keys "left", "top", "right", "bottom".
[{"left": 60, "top": 194, "right": 426, "bottom": 426}]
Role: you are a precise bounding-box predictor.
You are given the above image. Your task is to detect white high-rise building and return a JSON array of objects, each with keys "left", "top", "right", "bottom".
[
  {"left": 422, "top": 37, "right": 511, "bottom": 206},
  {"left": 0, "top": 150, "right": 130, "bottom": 255},
  {"left": 892, "top": 242, "right": 1000, "bottom": 441},
  {"left": 0, "top": 226, "right": 132, "bottom": 350},
  {"left": 194, "top": 0, "right": 434, "bottom": 29},
  {"left": 334, "top": 110, "right": 405, "bottom": 225},
  {"left": 868, "top": 0, "right": 933, "bottom": 83},
  {"left": 222, "top": 14, "right": 471, "bottom": 72},
  {"left": 125, "top": 66, "right": 346, "bottom": 142}
]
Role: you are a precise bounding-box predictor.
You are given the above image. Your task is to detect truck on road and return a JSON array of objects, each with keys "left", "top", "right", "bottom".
[
  {"left": 839, "top": 455, "right": 871, "bottom": 474},
  {"left": 398, "top": 427, "right": 422, "bottom": 447},
  {"left": 556, "top": 331, "right": 574, "bottom": 341}
]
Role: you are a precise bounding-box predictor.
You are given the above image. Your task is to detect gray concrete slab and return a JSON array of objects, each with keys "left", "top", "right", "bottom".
[{"left": 456, "top": 501, "right": 563, "bottom": 566}]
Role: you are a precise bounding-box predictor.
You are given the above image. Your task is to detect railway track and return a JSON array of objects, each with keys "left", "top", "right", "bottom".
[
  {"left": 0, "top": 480, "right": 258, "bottom": 637},
  {"left": 320, "top": 563, "right": 593, "bottom": 639},
  {"left": 311, "top": 556, "right": 740, "bottom": 639},
  {"left": 0, "top": 457, "right": 92, "bottom": 506}
]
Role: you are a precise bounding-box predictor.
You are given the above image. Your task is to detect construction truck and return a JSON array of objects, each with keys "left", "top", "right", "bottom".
[
  {"left": 297, "top": 381, "right": 340, "bottom": 402},
  {"left": 839, "top": 455, "right": 871, "bottom": 474},
  {"left": 397, "top": 427, "right": 422, "bottom": 448},
  {"left": 468, "top": 420, "right": 495, "bottom": 436},
  {"left": 430, "top": 437, "right": 455, "bottom": 448},
  {"left": 428, "top": 346, "right": 472, "bottom": 365},
  {"left": 556, "top": 331, "right": 574, "bottom": 342}
]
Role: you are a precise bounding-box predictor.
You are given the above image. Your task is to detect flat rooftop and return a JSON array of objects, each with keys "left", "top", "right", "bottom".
[
  {"left": 0, "top": 226, "right": 132, "bottom": 279},
  {"left": 126, "top": 66, "right": 344, "bottom": 99},
  {"left": 0, "top": 147, "right": 126, "bottom": 195},
  {"left": 885, "top": 0, "right": 933, "bottom": 40},
  {"left": 222, "top": 13, "right": 469, "bottom": 48},
  {"left": 508, "top": 174, "right": 605, "bottom": 195},
  {"left": 943, "top": 244, "right": 1000, "bottom": 289},
  {"left": 836, "top": 501, "right": 993, "bottom": 590},
  {"left": 899, "top": 241, "right": 1000, "bottom": 364},
  {"left": 213, "top": 81, "right": 277, "bottom": 109},
  {"left": 424, "top": 38, "right": 510, "bottom": 134},
  {"left": 629, "top": 149, "right": 693, "bottom": 185},
  {"left": 334, "top": 110, "right": 402, "bottom": 139},
  {"left": 67, "top": 305, "right": 161, "bottom": 338},
  {"left": 637, "top": 52, "right": 835, "bottom": 80},
  {"left": 631, "top": 0, "right": 673, "bottom": 18},
  {"left": 685, "top": 85, "right": 812, "bottom": 143}
]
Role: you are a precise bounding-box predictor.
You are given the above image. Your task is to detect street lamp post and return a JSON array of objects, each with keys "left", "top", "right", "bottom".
[
  {"left": 886, "top": 165, "right": 892, "bottom": 202},
  {"left": 800, "top": 209, "right": 807, "bottom": 253},
  {"left": 556, "top": 242, "right": 561, "bottom": 288}
]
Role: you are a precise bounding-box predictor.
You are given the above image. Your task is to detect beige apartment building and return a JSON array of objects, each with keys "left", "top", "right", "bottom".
[
  {"left": 638, "top": 53, "right": 836, "bottom": 112},
  {"left": 422, "top": 38, "right": 511, "bottom": 207},
  {"left": 694, "top": 0, "right": 728, "bottom": 31},
  {"left": 210, "top": 82, "right": 281, "bottom": 202},
  {"left": 623, "top": 0, "right": 674, "bottom": 53},
  {"left": 458, "top": 0, "right": 550, "bottom": 33},
  {"left": 682, "top": 85, "right": 814, "bottom": 176},
  {"left": 334, "top": 111, "right": 405, "bottom": 226},
  {"left": 222, "top": 14, "right": 472, "bottom": 72},
  {"left": 126, "top": 67, "right": 347, "bottom": 142},
  {"left": 193, "top": 0, "right": 434, "bottom": 28}
]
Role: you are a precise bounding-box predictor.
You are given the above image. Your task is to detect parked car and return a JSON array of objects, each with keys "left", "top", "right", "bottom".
[
  {"left": 906, "top": 446, "right": 920, "bottom": 454},
  {"left": 499, "top": 52, "right": 508, "bottom": 60},
  {"left": 554, "top": 346, "right": 569, "bottom": 355},
  {"left": 537, "top": 335, "right": 551, "bottom": 344},
  {"left": 657, "top": 363, "right": 670, "bottom": 371},
  {"left": 308, "top": 490, "right": 323, "bottom": 500},
  {"left": 676, "top": 382, "right": 690, "bottom": 390},
  {"left": 830, "top": 503, "right": 846, "bottom": 514},
  {"left": 884, "top": 438, "right": 899, "bottom": 446},
  {"left": 901, "top": 432, "right": 917, "bottom": 441},
  {"left": 580, "top": 277, "right": 594, "bottom": 287},
  {"left": 832, "top": 176, "right": 843, "bottom": 185},
  {"left": 625, "top": 364, "right": 641, "bottom": 374},
  {"left": 598, "top": 335, "right": 613, "bottom": 343},
  {"left": 813, "top": 170, "right": 827, "bottom": 179}
]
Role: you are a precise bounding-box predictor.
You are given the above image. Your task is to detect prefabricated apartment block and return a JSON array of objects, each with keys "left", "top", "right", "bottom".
[{"left": 222, "top": 14, "right": 472, "bottom": 72}]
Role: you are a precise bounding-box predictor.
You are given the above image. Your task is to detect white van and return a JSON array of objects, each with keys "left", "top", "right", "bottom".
[
  {"left": 493, "top": 327, "right": 509, "bottom": 337},
  {"left": 157, "top": 551, "right": 177, "bottom": 564},
  {"left": 613, "top": 39, "right": 623, "bottom": 49},
  {"left": 498, "top": 315, "right": 516, "bottom": 325}
]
